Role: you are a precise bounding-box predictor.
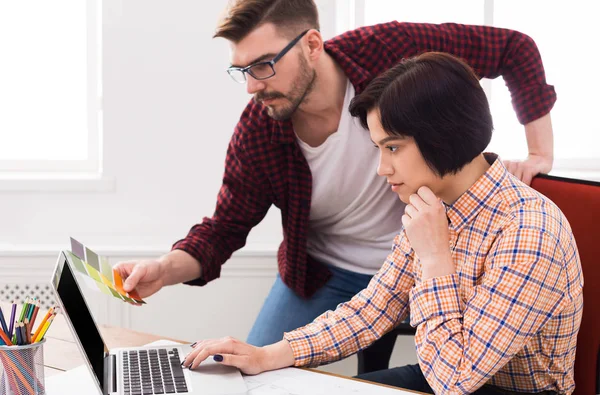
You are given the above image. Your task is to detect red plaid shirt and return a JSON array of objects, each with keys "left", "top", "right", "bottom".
[{"left": 173, "top": 22, "right": 557, "bottom": 298}]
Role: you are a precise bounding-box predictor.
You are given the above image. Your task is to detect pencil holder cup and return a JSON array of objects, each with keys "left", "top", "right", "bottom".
[{"left": 0, "top": 340, "right": 46, "bottom": 395}]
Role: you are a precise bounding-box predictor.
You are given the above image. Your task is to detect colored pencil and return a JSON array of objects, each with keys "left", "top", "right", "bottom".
[
  {"left": 8, "top": 300, "right": 16, "bottom": 339},
  {"left": 18, "top": 298, "right": 29, "bottom": 323},
  {"left": 1, "top": 351, "right": 34, "bottom": 395},
  {"left": 23, "top": 319, "right": 31, "bottom": 344},
  {"left": 21, "top": 323, "right": 27, "bottom": 346},
  {"left": 25, "top": 303, "right": 33, "bottom": 324},
  {"left": 34, "top": 315, "right": 55, "bottom": 343},
  {"left": 0, "top": 300, "right": 50, "bottom": 395},
  {"left": 0, "top": 325, "right": 14, "bottom": 346},
  {"left": 16, "top": 323, "right": 23, "bottom": 346},
  {"left": 12, "top": 299, "right": 29, "bottom": 344},
  {"left": 0, "top": 305, "right": 8, "bottom": 335},
  {"left": 0, "top": 353, "right": 25, "bottom": 395},
  {"left": 20, "top": 323, "right": 28, "bottom": 346},
  {"left": 26, "top": 299, "right": 36, "bottom": 321},
  {"left": 29, "top": 302, "right": 40, "bottom": 335},
  {"left": 30, "top": 307, "right": 53, "bottom": 343}
]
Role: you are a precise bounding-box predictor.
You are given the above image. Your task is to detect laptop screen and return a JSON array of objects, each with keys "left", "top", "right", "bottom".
[{"left": 52, "top": 252, "right": 106, "bottom": 392}]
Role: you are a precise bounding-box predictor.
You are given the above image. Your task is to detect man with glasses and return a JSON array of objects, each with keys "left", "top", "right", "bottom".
[{"left": 115, "top": 0, "right": 557, "bottom": 362}]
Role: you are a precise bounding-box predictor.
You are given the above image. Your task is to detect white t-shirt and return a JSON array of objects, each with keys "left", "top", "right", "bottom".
[{"left": 296, "top": 81, "right": 405, "bottom": 274}]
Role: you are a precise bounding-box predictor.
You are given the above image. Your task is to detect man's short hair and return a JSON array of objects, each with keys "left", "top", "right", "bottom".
[
  {"left": 349, "top": 52, "right": 494, "bottom": 177},
  {"left": 214, "top": 0, "right": 320, "bottom": 42}
]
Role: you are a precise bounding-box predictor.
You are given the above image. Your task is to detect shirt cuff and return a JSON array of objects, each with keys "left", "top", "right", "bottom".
[
  {"left": 283, "top": 326, "right": 325, "bottom": 367},
  {"left": 514, "top": 84, "right": 556, "bottom": 125},
  {"left": 409, "top": 274, "right": 463, "bottom": 327}
]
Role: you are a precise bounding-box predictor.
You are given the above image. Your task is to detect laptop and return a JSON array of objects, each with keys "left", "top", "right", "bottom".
[{"left": 50, "top": 251, "right": 248, "bottom": 395}]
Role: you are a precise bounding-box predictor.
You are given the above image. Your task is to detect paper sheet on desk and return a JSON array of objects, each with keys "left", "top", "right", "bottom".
[
  {"left": 45, "top": 365, "right": 99, "bottom": 395},
  {"left": 244, "top": 368, "right": 417, "bottom": 395},
  {"left": 148, "top": 340, "right": 415, "bottom": 395}
]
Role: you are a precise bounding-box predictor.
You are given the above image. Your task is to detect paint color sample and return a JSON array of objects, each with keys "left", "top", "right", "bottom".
[
  {"left": 100, "top": 256, "right": 113, "bottom": 282},
  {"left": 84, "top": 263, "right": 102, "bottom": 283},
  {"left": 67, "top": 251, "right": 88, "bottom": 275},
  {"left": 85, "top": 247, "right": 100, "bottom": 271},
  {"left": 70, "top": 237, "right": 85, "bottom": 260},
  {"left": 68, "top": 238, "right": 146, "bottom": 305}
]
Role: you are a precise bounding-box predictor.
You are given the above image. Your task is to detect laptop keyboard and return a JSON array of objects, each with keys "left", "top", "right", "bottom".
[{"left": 122, "top": 348, "right": 189, "bottom": 394}]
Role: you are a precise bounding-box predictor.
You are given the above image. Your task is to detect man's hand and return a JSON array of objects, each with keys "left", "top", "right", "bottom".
[
  {"left": 504, "top": 154, "right": 553, "bottom": 185},
  {"left": 113, "top": 250, "right": 202, "bottom": 298},
  {"left": 505, "top": 113, "right": 554, "bottom": 185},
  {"left": 113, "top": 259, "right": 167, "bottom": 298},
  {"left": 181, "top": 338, "right": 295, "bottom": 375},
  {"left": 402, "top": 187, "right": 454, "bottom": 280}
]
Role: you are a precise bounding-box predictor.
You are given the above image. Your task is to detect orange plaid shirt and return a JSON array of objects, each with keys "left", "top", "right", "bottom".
[{"left": 283, "top": 154, "right": 583, "bottom": 394}]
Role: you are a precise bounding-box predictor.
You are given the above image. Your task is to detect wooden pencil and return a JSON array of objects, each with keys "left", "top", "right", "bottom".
[
  {"left": 29, "top": 302, "right": 40, "bottom": 334},
  {"left": 34, "top": 315, "right": 55, "bottom": 343},
  {"left": 0, "top": 325, "right": 13, "bottom": 346},
  {"left": 31, "top": 307, "right": 53, "bottom": 343},
  {"left": 8, "top": 300, "right": 16, "bottom": 339}
]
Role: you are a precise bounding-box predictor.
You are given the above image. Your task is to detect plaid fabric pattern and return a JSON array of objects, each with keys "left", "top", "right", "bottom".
[
  {"left": 173, "top": 22, "right": 557, "bottom": 298},
  {"left": 284, "top": 155, "right": 582, "bottom": 394}
]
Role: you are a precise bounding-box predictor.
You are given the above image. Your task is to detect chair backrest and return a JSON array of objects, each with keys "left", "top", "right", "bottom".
[{"left": 530, "top": 174, "right": 600, "bottom": 395}]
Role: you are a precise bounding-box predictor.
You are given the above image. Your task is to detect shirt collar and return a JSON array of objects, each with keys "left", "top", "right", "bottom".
[
  {"left": 445, "top": 153, "right": 508, "bottom": 232},
  {"left": 324, "top": 42, "right": 372, "bottom": 94}
]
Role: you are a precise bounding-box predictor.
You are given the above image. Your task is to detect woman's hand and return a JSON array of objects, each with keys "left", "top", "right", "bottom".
[
  {"left": 402, "top": 186, "right": 454, "bottom": 280},
  {"left": 181, "top": 337, "right": 295, "bottom": 375}
]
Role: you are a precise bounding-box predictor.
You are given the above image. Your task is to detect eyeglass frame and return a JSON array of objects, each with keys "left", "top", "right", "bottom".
[{"left": 226, "top": 29, "right": 311, "bottom": 83}]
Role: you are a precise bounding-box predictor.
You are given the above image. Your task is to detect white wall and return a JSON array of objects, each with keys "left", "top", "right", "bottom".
[
  {"left": 0, "top": 0, "right": 417, "bottom": 376},
  {"left": 3, "top": 0, "right": 263, "bottom": 249},
  {"left": 1, "top": 0, "right": 338, "bottom": 250}
]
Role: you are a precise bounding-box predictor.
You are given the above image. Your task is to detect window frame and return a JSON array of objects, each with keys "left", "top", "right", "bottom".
[{"left": 0, "top": 0, "right": 103, "bottom": 175}]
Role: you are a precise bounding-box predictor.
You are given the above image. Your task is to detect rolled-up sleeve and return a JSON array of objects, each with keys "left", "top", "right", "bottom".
[{"left": 284, "top": 231, "right": 415, "bottom": 367}]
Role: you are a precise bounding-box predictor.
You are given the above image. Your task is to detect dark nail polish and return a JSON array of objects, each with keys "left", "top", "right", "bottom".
[
  {"left": 213, "top": 354, "right": 223, "bottom": 362},
  {"left": 188, "top": 363, "right": 193, "bottom": 369},
  {"left": 180, "top": 360, "right": 185, "bottom": 367},
  {"left": 191, "top": 342, "right": 197, "bottom": 347}
]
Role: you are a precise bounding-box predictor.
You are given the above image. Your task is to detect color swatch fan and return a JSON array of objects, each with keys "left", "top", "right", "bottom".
[{"left": 69, "top": 238, "right": 146, "bottom": 305}]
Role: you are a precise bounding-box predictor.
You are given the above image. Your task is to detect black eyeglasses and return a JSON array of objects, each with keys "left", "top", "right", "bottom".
[{"left": 227, "top": 29, "right": 310, "bottom": 83}]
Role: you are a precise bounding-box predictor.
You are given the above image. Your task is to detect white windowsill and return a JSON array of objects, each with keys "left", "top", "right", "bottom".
[
  {"left": 549, "top": 159, "right": 600, "bottom": 182},
  {"left": 0, "top": 244, "right": 279, "bottom": 258},
  {"left": 0, "top": 165, "right": 596, "bottom": 193},
  {"left": 0, "top": 173, "right": 115, "bottom": 192},
  {"left": 548, "top": 169, "right": 600, "bottom": 182}
]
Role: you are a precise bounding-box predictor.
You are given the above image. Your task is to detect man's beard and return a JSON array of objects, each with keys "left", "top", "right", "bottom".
[{"left": 255, "top": 55, "right": 316, "bottom": 121}]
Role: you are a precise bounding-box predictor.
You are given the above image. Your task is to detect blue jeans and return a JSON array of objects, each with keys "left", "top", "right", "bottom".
[{"left": 247, "top": 265, "right": 376, "bottom": 346}]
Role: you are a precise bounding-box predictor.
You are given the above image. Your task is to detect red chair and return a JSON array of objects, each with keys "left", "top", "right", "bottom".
[{"left": 530, "top": 174, "right": 600, "bottom": 395}]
